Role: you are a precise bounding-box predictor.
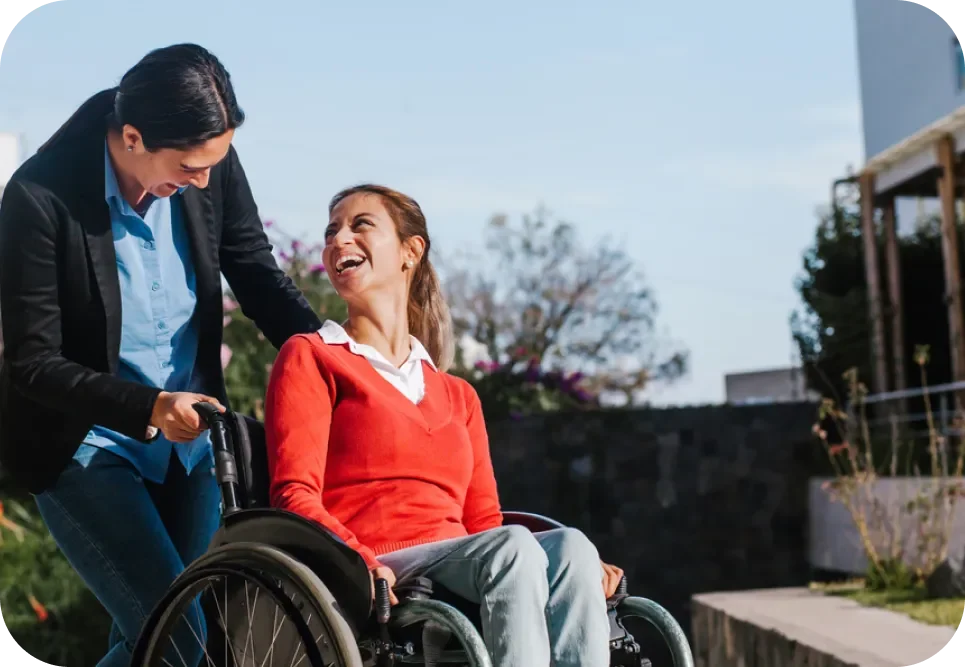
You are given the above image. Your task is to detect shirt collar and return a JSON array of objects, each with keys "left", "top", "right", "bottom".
[{"left": 318, "top": 319, "right": 437, "bottom": 371}]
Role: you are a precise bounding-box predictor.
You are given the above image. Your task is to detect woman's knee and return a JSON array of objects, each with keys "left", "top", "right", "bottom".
[
  {"left": 540, "top": 527, "right": 601, "bottom": 573},
  {"left": 485, "top": 524, "right": 549, "bottom": 576}
]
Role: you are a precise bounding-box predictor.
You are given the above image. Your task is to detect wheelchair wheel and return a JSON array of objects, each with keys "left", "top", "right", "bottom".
[
  {"left": 616, "top": 597, "right": 694, "bottom": 667},
  {"left": 131, "top": 542, "right": 363, "bottom": 667}
]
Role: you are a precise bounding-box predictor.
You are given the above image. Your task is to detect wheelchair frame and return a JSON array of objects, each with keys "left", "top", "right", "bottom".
[{"left": 130, "top": 403, "right": 695, "bottom": 667}]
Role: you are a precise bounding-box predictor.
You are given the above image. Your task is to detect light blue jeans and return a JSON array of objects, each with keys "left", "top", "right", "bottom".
[{"left": 378, "top": 525, "right": 611, "bottom": 667}]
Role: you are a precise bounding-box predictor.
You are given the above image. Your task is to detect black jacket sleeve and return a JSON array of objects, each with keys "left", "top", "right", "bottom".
[
  {"left": 0, "top": 179, "right": 161, "bottom": 438},
  {"left": 217, "top": 146, "right": 322, "bottom": 349}
]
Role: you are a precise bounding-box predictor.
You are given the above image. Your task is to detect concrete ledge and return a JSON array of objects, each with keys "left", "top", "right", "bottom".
[{"left": 691, "top": 587, "right": 958, "bottom": 667}]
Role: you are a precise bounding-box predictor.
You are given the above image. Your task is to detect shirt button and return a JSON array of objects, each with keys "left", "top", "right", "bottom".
[
  {"left": 143, "top": 240, "right": 155, "bottom": 250},
  {"left": 151, "top": 281, "right": 161, "bottom": 291},
  {"left": 157, "top": 321, "right": 167, "bottom": 331}
]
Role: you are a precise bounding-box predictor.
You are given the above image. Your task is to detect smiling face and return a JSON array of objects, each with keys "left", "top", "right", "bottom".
[
  {"left": 323, "top": 192, "right": 425, "bottom": 307},
  {"left": 123, "top": 125, "right": 235, "bottom": 197}
]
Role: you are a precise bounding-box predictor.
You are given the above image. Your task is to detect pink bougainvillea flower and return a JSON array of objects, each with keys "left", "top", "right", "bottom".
[
  {"left": 264, "top": 220, "right": 274, "bottom": 228},
  {"left": 220, "top": 344, "right": 233, "bottom": 369},
  {"left": 310, "top": 263, "right": 326, "bottom": 274},
  {"left": 223, "top": 315, "right": 231, "bottom": 327}
]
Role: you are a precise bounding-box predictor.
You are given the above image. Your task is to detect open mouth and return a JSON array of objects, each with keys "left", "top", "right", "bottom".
[{"left": 335, "top": 254, "right": 366, "bottom": 275}]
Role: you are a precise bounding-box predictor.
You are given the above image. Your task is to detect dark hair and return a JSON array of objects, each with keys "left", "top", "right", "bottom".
[
  {"left": 328, "top": 184, "right": 455, "bottom": 372},
  {"left": 39, "top": 43, "right": 244, "bottom": 153}
]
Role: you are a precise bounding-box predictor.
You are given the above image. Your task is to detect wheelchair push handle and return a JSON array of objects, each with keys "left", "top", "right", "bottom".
[
  {"left": 192, "top": 401, "right": 225, "bottom": 427},
  {"left": 192, "top": 402, "right": 242, "bottom": 516}
]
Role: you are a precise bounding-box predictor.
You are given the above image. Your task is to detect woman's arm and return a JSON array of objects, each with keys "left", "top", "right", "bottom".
[
  {"left": 265, "top": 335, "right": 382, "bottom": 569},
  {"left": 217, "top": 146, "right": 321, "bottom": 349},
  {"left": 461, "top": 384, "right": 504, "bottom": 534},
  {"left": 0, "top": 178, "right": 161, "bottom": 439}
]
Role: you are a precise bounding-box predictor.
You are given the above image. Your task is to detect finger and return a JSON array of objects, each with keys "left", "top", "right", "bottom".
[
  {"left": 167, "top": 426, "right": 201, "bottom": 442},
  {"left": 196, "top": 394, "right": 227, "bottom": 413}
]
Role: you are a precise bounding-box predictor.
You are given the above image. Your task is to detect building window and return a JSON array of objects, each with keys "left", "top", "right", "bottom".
[{"left": 955, "top": 37, "right": 965, "bottom": 91}]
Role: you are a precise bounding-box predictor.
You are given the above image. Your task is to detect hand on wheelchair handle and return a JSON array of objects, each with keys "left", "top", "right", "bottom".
[
  {"left": 149, "top": 392, "right": 225, "bottom": 443},
  {"left": 370, "top": 565, "right": 399, "bottom": 611},
  {"left": 601, "top": 561, "right": 625, "bottom": 598}
]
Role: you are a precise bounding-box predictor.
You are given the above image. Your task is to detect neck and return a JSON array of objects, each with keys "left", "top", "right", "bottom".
[
  {"left": 344, "top": 291, "right": 411, "bottom": 368},
  {"left": 106, "top": 130, "right": 149, "bottom": 209}
]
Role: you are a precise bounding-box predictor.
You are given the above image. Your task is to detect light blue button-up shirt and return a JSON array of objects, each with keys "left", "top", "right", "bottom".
[{"left": 74, "top": 143, "right": 211, "bottom": 483}]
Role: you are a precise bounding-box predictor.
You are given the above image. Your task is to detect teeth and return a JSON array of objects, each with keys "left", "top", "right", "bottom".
[{"left": 336, "top": 254, "right": 365, "bottom": 273}]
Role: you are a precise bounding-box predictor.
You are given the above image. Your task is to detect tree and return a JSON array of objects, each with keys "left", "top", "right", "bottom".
[
  {"left": 442, "top": 206, "right": 687, "bottom": 405},
  {"left": 791, "top": 189, "right": 953, "bottom": 404}
]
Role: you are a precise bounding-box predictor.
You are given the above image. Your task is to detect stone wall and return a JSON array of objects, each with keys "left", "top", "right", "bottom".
[{"left": 486, "top": 401, "right": 822, "bottom": 639}]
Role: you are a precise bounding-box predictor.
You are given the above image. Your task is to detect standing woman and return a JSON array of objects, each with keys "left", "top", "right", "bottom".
[{"left": 0, "top": 44, "right": 321, "bottom": 666}]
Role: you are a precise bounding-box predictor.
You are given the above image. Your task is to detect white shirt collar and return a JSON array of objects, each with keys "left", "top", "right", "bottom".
[{"left": 318, "top": 320, "right": 436, "bottom": 371}]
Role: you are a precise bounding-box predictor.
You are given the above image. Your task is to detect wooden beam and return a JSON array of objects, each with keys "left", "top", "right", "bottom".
[
  {"left": 860, "top": 172, "right": 889, "bottom": 396},
  {"left": 938, "top": 135, "right": 965, "bottom": 387},
  {"left": 882, "top": 199, "right": 906, "bottom": 400}
]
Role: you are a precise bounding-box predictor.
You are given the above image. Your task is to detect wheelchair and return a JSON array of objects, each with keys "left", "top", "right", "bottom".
[{"left": 130, "top": 404, "right": 694, "bottom": 667}]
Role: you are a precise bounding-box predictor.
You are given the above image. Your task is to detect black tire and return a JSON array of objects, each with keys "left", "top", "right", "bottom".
[
  {"left": 616, "top": 597, "right": 694, "bottom": 667},
  {"left": 131, "top": 542, "right": 363, "bottom": 667}
]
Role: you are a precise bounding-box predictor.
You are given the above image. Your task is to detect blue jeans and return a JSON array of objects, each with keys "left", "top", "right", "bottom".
[
  {"left": 378, "top": 525, "right": 611, "bottom": 667},
  {"left": 34, "top": 446, "right": 221, "bottom": 667}
]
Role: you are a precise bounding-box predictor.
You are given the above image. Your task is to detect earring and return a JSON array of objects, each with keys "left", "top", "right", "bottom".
[
  {"left": 406, "top": 260, "right": 414, "bottom": 268},
  {"left": 127, "top": 146, "right": 133, "bottom": 152}
]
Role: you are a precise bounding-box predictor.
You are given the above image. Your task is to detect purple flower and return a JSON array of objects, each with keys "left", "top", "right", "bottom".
[
  {"left": 292, "top": 240, "right": 303, "bottom": 252},
  {"left": 573, "top": 388, "right": 593, "bottom": 403},
  {"left": 310, "top": 263, "right": 326, "bottom": 274},
  {"left": 264, "top": 220, "right": 274, "bottom": 229},
  {"left": 279, "top": 251, "right": 291, "bottom": 262}
]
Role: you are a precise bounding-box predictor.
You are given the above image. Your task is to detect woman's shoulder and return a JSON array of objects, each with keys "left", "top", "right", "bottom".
[
  {"left": 277, "top": 330, "right": 363, "bottom": 373},
  {"left": 437, "top": 370, "right": 482, "bottom": 408}
]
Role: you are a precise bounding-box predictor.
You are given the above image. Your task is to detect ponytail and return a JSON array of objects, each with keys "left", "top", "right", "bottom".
[
  {"left": 408, "top": 260, "right": 455, "bottom": 372},
  {"left": 38, "top": 88, "right": 117, "bottom": 153}
]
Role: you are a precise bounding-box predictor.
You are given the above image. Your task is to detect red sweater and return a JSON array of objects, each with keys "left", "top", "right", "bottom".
[{"left": 264, "top": 333, "right": 504, "bottom": 569}]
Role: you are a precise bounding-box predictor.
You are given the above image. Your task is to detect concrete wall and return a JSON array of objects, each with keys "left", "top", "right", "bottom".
[
  {"left": 809, "top": 477, "right": 965, "bottom": 575},
  {"left": 854, "top": 0, "right": 965, "bottom": 160},
  {"left": 486, "top": 401, "right": 821, "bottom": 636}
]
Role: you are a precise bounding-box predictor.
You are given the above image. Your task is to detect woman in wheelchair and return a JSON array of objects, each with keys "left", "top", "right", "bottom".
[{"left": 263, "top": 183, "right": 623, "bottom": 667}]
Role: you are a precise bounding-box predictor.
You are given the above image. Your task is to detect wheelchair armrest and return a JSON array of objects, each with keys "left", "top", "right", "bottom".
[{"left": 501, "top": 511, "right": 566, "bottom": 532}]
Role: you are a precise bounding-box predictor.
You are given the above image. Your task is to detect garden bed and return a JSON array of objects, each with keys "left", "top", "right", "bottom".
[{"left": 810, "top": 580, "right": 964, "bottom": 628}]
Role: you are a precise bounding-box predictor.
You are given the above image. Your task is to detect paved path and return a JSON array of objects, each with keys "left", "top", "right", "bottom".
[{"left": 693, "top": 587, "right": 961, "bottom": 667}]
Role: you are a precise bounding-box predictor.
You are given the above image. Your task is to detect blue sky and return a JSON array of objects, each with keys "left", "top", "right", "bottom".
[{"left": 0, "top": 0, "right": 867, "bottom": 406}]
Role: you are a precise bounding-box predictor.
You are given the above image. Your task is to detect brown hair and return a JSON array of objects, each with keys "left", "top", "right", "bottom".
[{"left": 328, "top": 184, "right": 455, "bottom": 372}]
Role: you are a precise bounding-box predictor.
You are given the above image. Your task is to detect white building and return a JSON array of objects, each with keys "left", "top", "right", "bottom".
[
  {"left": 724, "top": 367, "right": 819, "bottom": 406},
  {"left": 0, "top": 132, "right": 21, "bottom": 199}
]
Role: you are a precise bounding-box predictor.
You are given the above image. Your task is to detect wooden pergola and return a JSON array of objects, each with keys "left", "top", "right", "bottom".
[{"left": 857, "top": 106, "right": 965, "bottom": 399}]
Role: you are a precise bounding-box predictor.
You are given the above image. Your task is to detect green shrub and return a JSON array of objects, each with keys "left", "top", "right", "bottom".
[{"left": 0, "top": 496, "right": 110, "bottom": 666}]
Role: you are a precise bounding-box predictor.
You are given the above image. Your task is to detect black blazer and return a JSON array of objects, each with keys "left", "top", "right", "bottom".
[{"left": 0, "top": 117, "right": 322, "bottom": 494}]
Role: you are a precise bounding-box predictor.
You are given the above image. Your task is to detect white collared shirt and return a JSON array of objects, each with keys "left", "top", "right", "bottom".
[{"left": 317, "top": 320, "right": 436, "bottom": 404}]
